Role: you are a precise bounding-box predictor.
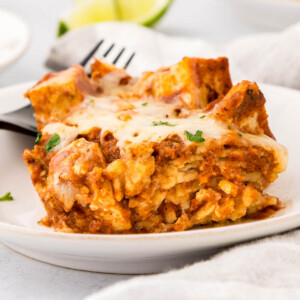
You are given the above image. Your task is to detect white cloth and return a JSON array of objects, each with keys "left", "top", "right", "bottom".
[
  {"left": 87, "top": 229, "right": 300, "bottom": 300},
  {"left": 46, "top": 21, "right": 300, "bottom": 89}
]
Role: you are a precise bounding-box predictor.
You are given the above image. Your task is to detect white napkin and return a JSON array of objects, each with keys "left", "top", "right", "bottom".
[
  {"left": 86, "top": 229, "right": 300, "bottom": 300},
  {"left": 46, "top": 21, "right": 300, "bottom": 89}
]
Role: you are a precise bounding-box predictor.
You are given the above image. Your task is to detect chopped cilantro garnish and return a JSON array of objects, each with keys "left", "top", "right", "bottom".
[
  {"left": 90, "top": 99, "right": 95, "bottom": 103},
  {"left": 142, "top": 102, "right": 148, "bottom": 106},
  {"left": 237, "top": 132, "right": 243, "bottom": 137},
  {"left": 0, "top": 192, "right": 13, "bottom": 201},
  {"left": 35, "top": 132, "right": 42, "bottom": 145},
  {"left": 185, "top": 130, "right": 205, "bottom": 143},
  {"left": 200, "top": 115, "right": 206, "bottom": 119},
  {"left": 57, "top": 21, "right": 69, "bottom": 37},
  {"left": 45, "top": 133, "right": 61, "bottom": 153},
  {"left": 152, "top": 121, "right": 176, "bottom": 126}
]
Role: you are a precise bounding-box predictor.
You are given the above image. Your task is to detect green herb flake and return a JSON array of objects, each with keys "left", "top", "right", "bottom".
[
  {"left": 35, "top": 132, "right": 42, "bottom": 145},
  {"left": 237, "top": 132, "right": 243, "bottom": 137},
  {"left": 200, "top": 115, "right": 206, "bottom": 119},
  {"left": 0, "top": 192, "right": 13, "bottom": 201},
  {"left": 185, "top": 130, "right": 205, "bottom": 143},
  {"left": 141, "top": 102, "right": 148, "bottom": 106},
  {"left": 152, "top": 121, "right": 176, "bottom": 127},
  {"left": 57, "top": 20, "right": 69, "bottom": 37},
  {"left": 45, "top": 133, "right": 61, "bottom": 153},
  {"left": 90, "top": 99, "right": 95, "bottom": 103}
]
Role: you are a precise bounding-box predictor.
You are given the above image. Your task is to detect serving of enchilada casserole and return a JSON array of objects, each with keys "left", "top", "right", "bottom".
[{"left": 23, "top": 57, "right": 288, "bottom": 234}]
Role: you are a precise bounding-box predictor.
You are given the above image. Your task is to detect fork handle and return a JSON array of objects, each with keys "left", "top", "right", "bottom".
[{"left": 0, "top": 118, "right": 37, "bottom": 136}]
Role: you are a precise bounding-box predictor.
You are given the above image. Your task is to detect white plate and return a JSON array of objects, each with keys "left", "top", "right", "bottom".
[
  {"left": 0, "top": 82, "right": 299, "bottom": 274},
  {"left": 229, "top": 0, "right": 300, "bottom": 30},
  {"left": 0, "top": 9, "right": 30, "bottom": 72}
]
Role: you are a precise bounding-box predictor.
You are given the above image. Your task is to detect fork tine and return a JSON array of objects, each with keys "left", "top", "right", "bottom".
[
  {"left": 112, "top": 48, "right": 125, "bottom": 65},
  {"left": 80, "top": 39, "right": 135, "bottom": 71},
  {"left": 103, "top": 43, "right": 115, "bottom": 57},
  {"left": 0, "top": 40, "right": 137, "bottom": 137},
  {"left": 80, "top": 39, "right": 104, "bottom": 67},
  {"left": 123, "top": 52, "right": 136, "bottom": 69}
]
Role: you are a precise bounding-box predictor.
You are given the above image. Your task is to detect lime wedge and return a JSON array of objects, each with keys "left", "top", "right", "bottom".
[
  {"left": 57, "top": 0, "right": 173, "bottom": 37},
  {"left": 117, "top": 0, "right": 172, "bottom": 26}
]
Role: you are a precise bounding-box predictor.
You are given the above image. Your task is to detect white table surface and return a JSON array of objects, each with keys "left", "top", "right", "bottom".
[{"left": 0, "top": 0, "right": 265, "bottom": 299}]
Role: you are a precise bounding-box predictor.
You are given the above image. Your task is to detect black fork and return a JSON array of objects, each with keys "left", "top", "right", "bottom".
[{"left": 0, "top": 41, "right": 136, "bottom": 136}]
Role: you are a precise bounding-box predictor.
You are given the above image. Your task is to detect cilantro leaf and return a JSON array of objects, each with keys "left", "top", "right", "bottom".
[
  {"left": 185, "top": 130, "right": 205, "bottom": 143},
  {"left": 152, "top": 121, "right": 176, "bottom": 126},
  {"left": 45, "top": 133, "right": 61, "bottom": 153},
  {"left": 237, "top": 132, "right": 243, "bottom": 137},
  {"left": 200, "top": 115, "right": 206, "bottom": 119},
  {"left": 57, "top": 21, "right": 69, "bottom": 37},
  {"left": 35, "top": 132, "right": 42, "bottom": 145},
  {"left": 142, "top": 102, "right": 148, "bottom": 106},
  {"left": 0, "top": 192, "right": 13, "bottom": 201}
]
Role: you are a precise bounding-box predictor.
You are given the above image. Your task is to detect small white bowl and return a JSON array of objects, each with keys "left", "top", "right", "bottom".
[{"left": 0, "top": 9, "right": 30, "bottom": 72}]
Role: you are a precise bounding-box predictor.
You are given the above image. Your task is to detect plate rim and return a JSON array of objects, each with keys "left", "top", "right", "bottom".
[{"left": 0, "top": 210, "right": 299, "bottom": 241}]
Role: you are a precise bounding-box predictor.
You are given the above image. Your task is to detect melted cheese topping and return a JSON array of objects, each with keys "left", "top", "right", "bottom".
[{"left": 43, "top": 94, "right": 288, "bottom": 172}]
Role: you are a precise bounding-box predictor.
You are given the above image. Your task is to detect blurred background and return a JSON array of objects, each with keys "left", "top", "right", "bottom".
[{"left": 1, "top": 0, "right": 300, "bottom": 87}]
